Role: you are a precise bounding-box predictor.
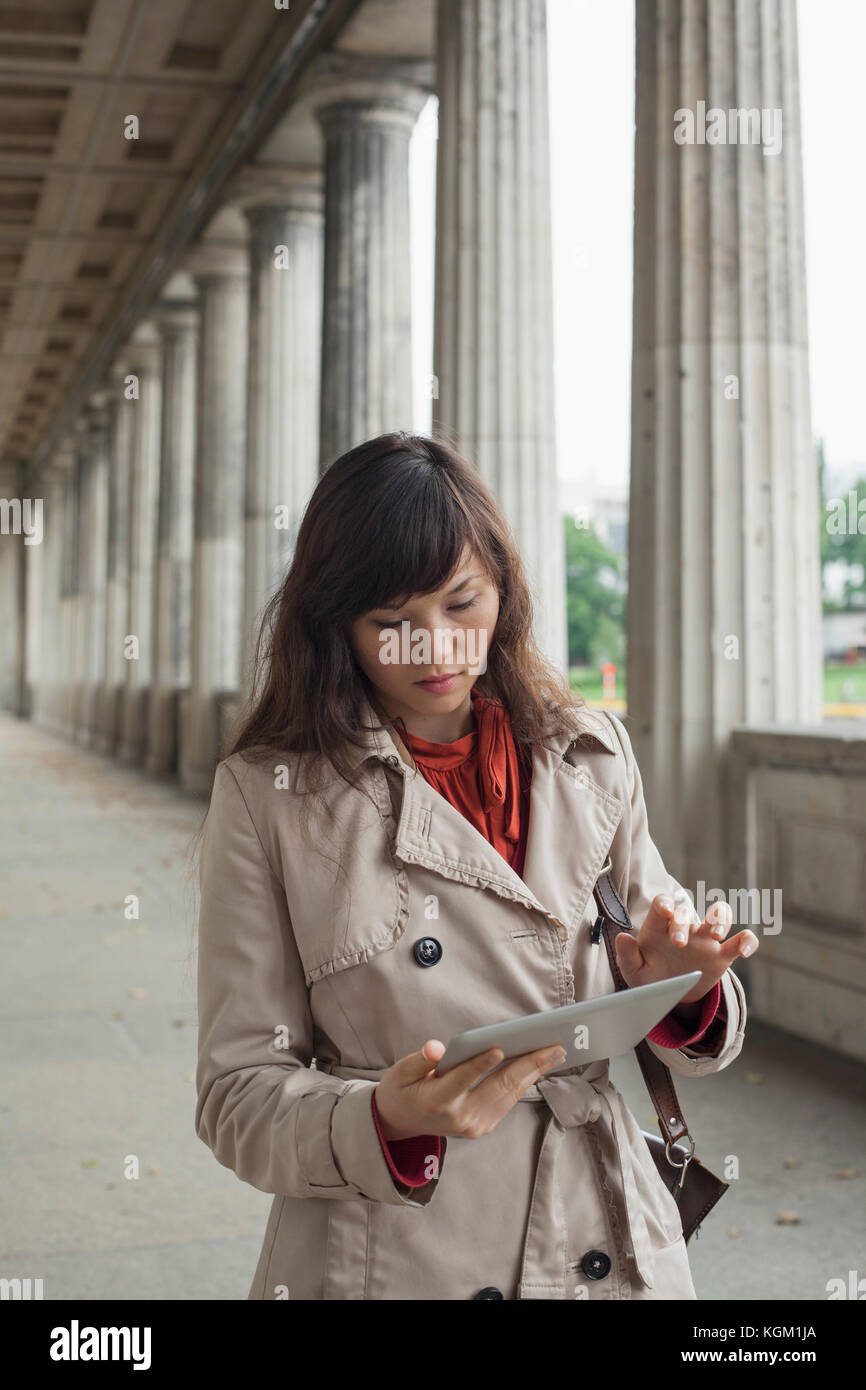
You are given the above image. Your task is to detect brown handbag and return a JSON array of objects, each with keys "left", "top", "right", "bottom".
[{"left": 590, "top": 865, "right": 729, "bottom": 1244}]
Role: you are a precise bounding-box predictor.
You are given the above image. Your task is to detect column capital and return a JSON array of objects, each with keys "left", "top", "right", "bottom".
[
  {"left": 153, "top": 298, "right": 198, "bottom": 341},
  {"left": 228, "top": 164, "right": 324, "bottom": 222},
  {"left": 302, "top": 52, "right": 432, "bottom": 136},
  {"left": 125, "top": 322, "right": 162, "bottom": 377},
  {"left": 83, "top": 390, "right": 111, "bottom": 436},
  {"left": 186, "top": 240, "right": 249, "bottom": 284}
]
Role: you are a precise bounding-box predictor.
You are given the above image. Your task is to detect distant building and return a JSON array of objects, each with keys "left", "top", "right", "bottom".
[{"left": 560, "top": 476, "right": 628, "bottom": 558}]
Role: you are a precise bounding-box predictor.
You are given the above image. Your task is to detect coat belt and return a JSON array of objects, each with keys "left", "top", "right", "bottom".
[
  {"left": 320, "top": 1059, "right": 656, "bottom": 1296},
  {"left": 516, "top": 1063, "right": 656, "bottom": 1296}
]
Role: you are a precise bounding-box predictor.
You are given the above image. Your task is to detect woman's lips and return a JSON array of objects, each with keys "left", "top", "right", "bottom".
[{"left": 415, "top": 674, "right": 459, "bottom": 693}]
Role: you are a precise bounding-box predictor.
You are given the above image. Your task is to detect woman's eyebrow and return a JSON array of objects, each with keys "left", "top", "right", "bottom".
[
  {"left": 445, "top": 572, "right": 482, "bottom": 594},
  {"left": 379, "top": 573, "right": 483, "bottom": 609}
]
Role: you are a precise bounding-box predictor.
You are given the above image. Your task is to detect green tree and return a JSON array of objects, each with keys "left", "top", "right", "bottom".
[
  {"left": 819, "top": 437, "right": 866, "bottom": 611},
  {"left": 563, "top": 515, "right": 625, "bottom": 667}
]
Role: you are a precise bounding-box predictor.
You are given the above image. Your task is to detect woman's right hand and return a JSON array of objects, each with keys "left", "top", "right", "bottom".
[{"left": 373, "top": 1039, "right": 567, "bottom": 1142}]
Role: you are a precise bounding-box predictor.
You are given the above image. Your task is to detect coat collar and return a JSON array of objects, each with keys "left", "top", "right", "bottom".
[
  {"left": 340, "top": 683, "right": 618, "bottom": 775},
  {"left": 334, "top": 684, "right": 621, "bottom": 944}
]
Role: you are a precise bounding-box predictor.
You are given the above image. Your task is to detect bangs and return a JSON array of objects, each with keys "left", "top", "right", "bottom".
[{"left": 341, "top": 460, "right": 491, "bottom": 614}]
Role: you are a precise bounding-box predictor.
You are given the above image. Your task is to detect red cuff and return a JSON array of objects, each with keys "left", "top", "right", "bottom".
[
  {"left": 370, "top": 1090, "right": 441, "bottom": 1187},
  {"left": 646, "top": 980, "right": 722, "bottom": 1048}
]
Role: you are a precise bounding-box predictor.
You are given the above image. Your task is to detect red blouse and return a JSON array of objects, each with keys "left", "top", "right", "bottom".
[{"left": 370, "top": 687, "right": 720, "bottom": 1189}]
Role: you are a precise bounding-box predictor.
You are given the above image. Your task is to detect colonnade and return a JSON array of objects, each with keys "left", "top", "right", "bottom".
[{"left": 10, "top": 3, "right": 567, "bottom": 796}]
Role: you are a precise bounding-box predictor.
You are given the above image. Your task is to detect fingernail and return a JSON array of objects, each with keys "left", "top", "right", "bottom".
[
  {"left": 740, "top": 938, "right": 757, "bottom": 956},
  {"left": 658, "top": 896, "right": 674, "bottom": 913},
  {"left": 672, "top": 930, "right": 688, "bottom": 944},
  {"left": 548, "top": 1048, "right": 567, "bottom": 1067}
]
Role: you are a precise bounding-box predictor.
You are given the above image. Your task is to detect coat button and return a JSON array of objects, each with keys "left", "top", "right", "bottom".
[
  {"left": 413, "top": 937, "right": 442, "bottom": 966},
  {"left": 581, "top": 1250, "right": 611, "bottom": 1280},
  {"left": 473, "top": 1287, "right": 503, "bottom": 1299}
]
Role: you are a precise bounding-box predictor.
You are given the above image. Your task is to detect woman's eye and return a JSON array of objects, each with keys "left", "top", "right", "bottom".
[{"left": 372, "top": 597, "right": 477, "bottom": 629}]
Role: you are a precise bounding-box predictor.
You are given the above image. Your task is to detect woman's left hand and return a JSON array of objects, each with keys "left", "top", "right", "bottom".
[{"left": 615, "top": 894, "right": 759, "bottom": 1004}]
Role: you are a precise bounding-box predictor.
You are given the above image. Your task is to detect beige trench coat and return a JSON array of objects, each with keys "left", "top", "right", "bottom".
[{"left": 195, "top": 692, "right": 746, "bottom": 1300}]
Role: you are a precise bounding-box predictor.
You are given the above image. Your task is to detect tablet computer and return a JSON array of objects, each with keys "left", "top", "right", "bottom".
[{"left": 433, "top": 970, "right": 703, "bottom": 1079}]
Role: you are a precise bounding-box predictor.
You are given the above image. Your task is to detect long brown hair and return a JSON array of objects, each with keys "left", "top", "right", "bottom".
[
  {"left": 226, "top": 430, "right": 586, "bottom": 781},
  {"left": 183, "top": 431, "right": 588, "bottom": 963}
]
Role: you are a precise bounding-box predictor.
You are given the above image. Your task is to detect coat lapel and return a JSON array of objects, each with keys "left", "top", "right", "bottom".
[
  {"left": 520, "top": 739, "right": 624, "bottom": 943},
  {"left": 349, "top": 685, "right": 625, "bottom": 942}
]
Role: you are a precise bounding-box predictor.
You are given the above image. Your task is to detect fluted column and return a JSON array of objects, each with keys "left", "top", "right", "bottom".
[
  {"left": 433, "top": 0, "right": 566, "bottom": 673},
  {"left": 55, "top": 436, "right": 80, "bottom": 738},
  {"left": 76, "top": 391, "right": 110, "bottom": 747},
  {"left": 628, "top": 0, "right": 821, "bottom": 887},
  {"left": 147, "top": 295, "right": 198, "bottom": 775},
  {"left": 30, "top": 456, "right": 67, "bottom": 733},
  {"left": 98, "top": 358, "right": 134, "bottom": 754},
  {"left": 0, "top": 462, "right": 25, "bottom": 714},
  {"left": 312, "top": 77, "right": 428, "bottom": 468},
  {"left": 235, "top": 171, "right": 324, "bottom": 694},
  {"left": 69, "top": 419, "right": 92, "bottom": 743},
  {"left": 180, "top": 243, "right": 249, "bottom": 795},
  {"left": 118, "top": 327, "right": 162, "bottom": 766}
]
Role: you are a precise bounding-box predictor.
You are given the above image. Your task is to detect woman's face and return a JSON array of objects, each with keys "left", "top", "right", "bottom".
[{"left": 348, "top": 549, "right": 500, "bottom": 723}]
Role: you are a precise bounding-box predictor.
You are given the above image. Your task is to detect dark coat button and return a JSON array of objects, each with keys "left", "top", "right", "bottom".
[
  {"left": 413, "top": 937, "right": 442, "bottom": 966},
  {"left": 581, "top": 1250, "right": 611, "bottom": 1280},
  {"left": 473, "top": 1287, "right": 503, "bottom": 1299}
]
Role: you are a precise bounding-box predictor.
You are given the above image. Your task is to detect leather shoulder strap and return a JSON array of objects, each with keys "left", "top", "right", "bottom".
[{"left": 592, "top": 874, "right": 691, "bottom": 1147}]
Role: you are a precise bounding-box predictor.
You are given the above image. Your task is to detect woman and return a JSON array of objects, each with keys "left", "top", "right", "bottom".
[{"left": 194, "top": 431, "right": 756, "bottom": 1300}]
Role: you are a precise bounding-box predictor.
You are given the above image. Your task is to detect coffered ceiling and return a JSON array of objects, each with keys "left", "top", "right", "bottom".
[{"left": 0, "top": 0, "right": 435, "bottom": 485}]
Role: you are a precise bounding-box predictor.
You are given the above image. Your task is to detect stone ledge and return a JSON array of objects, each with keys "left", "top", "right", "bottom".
[{"left": 730, "top": 722, "right": 866, "bottom": 771}]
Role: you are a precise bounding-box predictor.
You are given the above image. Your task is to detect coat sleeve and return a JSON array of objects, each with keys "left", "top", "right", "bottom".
[
  {"left": 195, "top": 759, "right": 446, "bottom": 1206},
  {"left": 604, "top": 713, "right": 747, "bottom": 1080}
]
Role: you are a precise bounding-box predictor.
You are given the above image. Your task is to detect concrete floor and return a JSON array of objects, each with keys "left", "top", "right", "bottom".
[{"left": 1, "top": 711, "right": 864, "bottom": 1301}]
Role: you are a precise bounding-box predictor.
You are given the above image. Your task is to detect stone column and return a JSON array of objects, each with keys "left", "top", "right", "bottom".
[
  {"left": 76, "top": 391, "right": 111, "bottom": 747},
  {"left": 118, "top": 326, "right": 162, "bottom": 766},
  {"left": 22, "top": 479, "right": 42, "bottom": 723},
  {"left": 147, "top": 293, "right": 198, "bottom": 775},
  {"left": 55, "top": 436, "right": 80, "bottom": 738},
  {"left": 309, "top": 62, "right": 429, "bottom": 469},
  {"left": 235, "top": 170, "right": 324, "bottom": 695},
  {"left": 69, "top": 419, "right": 92, "bottom": 743},
  {"left": 29, "top": 457, "right": 66, "bottom": 733},
  {"left": 0, "top": 462, "right": 25, "bottom": 714},
  {"left": 98, "top": 358, "right": 134, "bottom": 755},
  {"left": 628, "top": 0, "right": 821, "bottom": 887},
  {"left": 433, "top": 0, "right": 567, "bottom": 673},
  {"left": 180, "top": 242, "right": 249, "bottom": 795}
]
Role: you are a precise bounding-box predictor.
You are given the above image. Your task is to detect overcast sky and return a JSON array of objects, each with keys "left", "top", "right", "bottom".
[{"left": 409, "top": 0, "right": 866, "bottom": 498}]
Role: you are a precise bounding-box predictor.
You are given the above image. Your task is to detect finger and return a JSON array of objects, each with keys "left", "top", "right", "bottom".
[
  {"left": 720, "top": 929, "right": 759, "bottom": 962},
  {"left": 698, "top": 900, "right": 734, "bottom": 941},
  {"left": 431, "top": 1043, "right": 506, "bottom": 1102},
  {"left": 640, "top": 893, "right": 679, "bottom": 941},
  {"left": 397, "top": 1039, "right": 448, "bottom": 1084},
  {"left": 646, "top": 890, "right": 696, "bottom": 947},
  {"left": 614, "top": 929, "right": 645, "bottom": 980},
  {"left": 471, "top": 1044, "right": 566, "bottom": 1110}
]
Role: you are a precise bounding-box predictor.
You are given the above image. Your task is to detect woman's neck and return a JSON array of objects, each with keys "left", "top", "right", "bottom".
[{"left": 368, "top": 685, "right": 476, "bottom": 743}]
